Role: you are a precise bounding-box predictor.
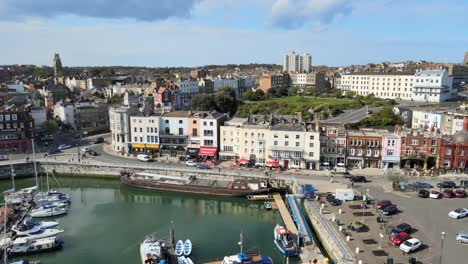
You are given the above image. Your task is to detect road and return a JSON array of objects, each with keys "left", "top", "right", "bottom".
[{"left": 321, "top": 106, "right": 382, "bottom": 125}]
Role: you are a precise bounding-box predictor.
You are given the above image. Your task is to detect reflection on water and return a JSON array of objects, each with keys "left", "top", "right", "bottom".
[{"left": 0, "top": 177, "right": 286, "bottom": 264}]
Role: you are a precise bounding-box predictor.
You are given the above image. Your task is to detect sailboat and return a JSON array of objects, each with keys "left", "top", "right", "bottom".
[{"left": 220, "top": 231, "right": 273, "bottom": 264}]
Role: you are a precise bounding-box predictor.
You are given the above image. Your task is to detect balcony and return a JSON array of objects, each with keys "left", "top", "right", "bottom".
[
  {"left": 269, "top": 145, "right": 303, "bottom": 152},
  {"left": 160, "top": 133, "right": 188, "bottom": 139}
]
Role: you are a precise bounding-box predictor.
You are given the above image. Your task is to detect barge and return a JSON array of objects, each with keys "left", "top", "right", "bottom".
[{"left": 121, "top": 171, "right": 271, "bottom": 197}]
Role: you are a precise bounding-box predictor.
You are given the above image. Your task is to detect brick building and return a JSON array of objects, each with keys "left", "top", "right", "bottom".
[
  {"left": 438, "top": 119, "right": 468, "bottom": 170},
  {"left": 0, "top": 106, "right": 34, "bottom": 152},
  {"left": 399, "top": 130, "right": 441, "bottom": 169},
  {"left": 346, "top": 130, "right": 382, "bottom": 169}
]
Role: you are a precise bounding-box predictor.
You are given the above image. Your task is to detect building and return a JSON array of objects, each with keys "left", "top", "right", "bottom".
[
  {"left": 153, "top": 82, "right": 180, "bottom": 111},
  {"left": 53, "top": 53, "right": 63, "bottom": 77},
  {"left": 186, "top": 112, "right": 202, "bottom": 158},
  {"left": 65, "top": 76, "right": 87, "bottom": 90},
  {"left": 52, "top": 101, "right": 75, "bottom": 129},
  {"left": 283, "top": 51, "right": 312, "bottom": 73},
  {"left": 129, "top": 113, "right": 162, "bottom": 155},
  {"left": 438, "top": 118, "right": 468, "bottom": 170},
  {"left": 412, "top": 69, "right": 455, "bottom": 102},
  {"left": 393, "top": 106, "right": 413, "bottom": 128},
  {"left": 319, "top": 125, "right": 347, "bottom": 167},
  {"left": 464, "top": 52, "right": 468, "bottom": 65},
  {"left": 198, "top": 79, "right": 214, "bottom": 94},
  {"left": 411, "top": 110, "right": 443, "bottom": 131},
  {"left": 346, "top": 130, "right": 382, "bottom": 169},
  {"left": 199, "top": 111, "right": 228, "bottom": 161},
  {"left": 0, "top": 106, "right": 33, "bottom": 152},
  {"left": 53, "top": 100, "right": 109, "bottom": 135},
  {"left": 446, "top": 64, "right": 468, "bottom": 89},
  {"left": 258, "top": 73, "right": 291, "bottom": 93},
  {"left": 30, "top": 107, "right": 47, "bottom": 129},
  {"left": 213, "top": 76, "right": 238, "bottom": 93},
  {"left": 109, "top": 94, "right": 140, "bottom": 153},
  {"left": 399, "top": 130, "right": 440, "bottom": 169},
  {"left": 289, "top": 72, "right": 327, "bottom": 93},
  {"left": 381, "top": 134, "right": 401, "bottom": 169},
  {"left": 190, "top": 68, "right": 208, "bottom": 79},
  {"left": 159, "top": 111, "right": 190, "bottom": 156},
  {"left": 177, "top": 79, "right": 199, "bottom": 109},
  {"left": 339, "top": 72, "right": 415, "bottom": 100}
]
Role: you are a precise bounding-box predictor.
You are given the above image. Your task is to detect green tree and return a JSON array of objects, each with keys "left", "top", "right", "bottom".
[
  {"left": 34, "top": 66, "right": 54, "bottom": 78},
  {"left": 243, "top": 90, "right": 255, "bottom": 100},
  {"left": 288, "top": 86, "right": 300, "bottom": 96},
  {"left": 42, "top": 120, "right": 59, "bottom": 135},
  {"left": 191, "top": 94, "right": 216, "bottom": 110},
  {"left": 107, "top": 95, "right": 123, "bottom": 105},
  {"left": 275, "top": 86, "right": 288, "bottom": 97}
]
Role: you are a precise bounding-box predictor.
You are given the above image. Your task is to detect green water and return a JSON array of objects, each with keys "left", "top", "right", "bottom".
[{"left": 1, "top": 177, "right": 287, "bottom": 264}]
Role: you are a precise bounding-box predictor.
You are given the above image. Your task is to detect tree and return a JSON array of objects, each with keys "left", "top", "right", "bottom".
[
  {"left": 107, "top": 95, "right": 123, "bottom": 105},
  {"left": 191, "top": 94, "right": 216, "bottom": 110},
  {"left": 42, "top": 120, "right": 59, "bottom": 135},
  {"left": 214, "top": 92, "right": 237, "bottom": 115},
  {"left": 34, "top": 66, "right": 54, "bottom": 78},
  {"left": 254, "top": 89, "right": 265, "bottom": 99},
  {"left": 288, "top": 86, "right": 300, "bottom": 96}
]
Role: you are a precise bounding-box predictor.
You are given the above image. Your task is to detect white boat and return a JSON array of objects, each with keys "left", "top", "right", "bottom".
[
  {"left": 183, "top": 239, "right": 192, "bottom": 256},
  {"left": 140, "top": 236, "right": 167, "bottom": 264},
  {"left": 175, "top": 240, "right": 184, "bottom": 256},
  {"left": 11, "top": 260, "right": 41, "bottom": 264},
  {"left": 35, "top": 202, "right": 69, "bottom": 210},
  {"left": 8, "top": 236, "right": 63, "bottom": 256},
  {"left": 186, "top": 257, "right": 194, "bottom": 264},
  {"left": 30, "top": 207, "right": 68, "bottom": 218},
  {"left": 16, "top": 228, "right": 64, "bottom": 240},
  {"left": 22, "top": 218, "right": 60, "bottom": 230},
  {"left": 178, "top": 256, "right": 189, "bottom": 264}
]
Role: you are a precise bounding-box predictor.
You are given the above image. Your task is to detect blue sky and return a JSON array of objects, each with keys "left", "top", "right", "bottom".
[{"left": 0, "top": 0, "right": 467, "bottom": 67}]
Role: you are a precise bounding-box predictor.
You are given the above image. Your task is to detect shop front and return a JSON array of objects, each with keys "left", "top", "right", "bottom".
[
  {"left": 186, "top": 147, "right": 200, "bottom": 159},
  {"left": 198, "top": 146, "right": 218, "bottom": 161},
  {"left": 0, "top": 139, "right": 30, "bottom": 153},
  {"left": 130, "top": 144, "right": 159, "bottom": 156},
  {"left": 160, "top": 145, "right": 186, "bottom": 157}
]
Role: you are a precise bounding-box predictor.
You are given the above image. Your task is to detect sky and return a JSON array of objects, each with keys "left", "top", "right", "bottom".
[{"left": 0, "top": 0, "right": 467, "bottom": 67}]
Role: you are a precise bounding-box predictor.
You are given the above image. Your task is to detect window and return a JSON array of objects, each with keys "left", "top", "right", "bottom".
[
  {"left": 387, "top": 149, "right": 394, "bottom": 156},
  {"left": 139, "top": 128, "right": 142, "bottom": 132},
  {"left": 285, "top": 141, "right": 289, "bottom": 146},
  {"left": 294, "top": 160, "right": 300, "bottom": 166},
  {"left": 445, "top": 148, "right": 451, "bottom": 155},
  {"left": 366, "top": 149, "right": 371, "bottom": 156},
  {"left": 210, "top": 122, "right": 213, "bottom": 126},
  {"left": 193, "top": 120, "right": 197, "bottom": 124},
  {"left": 285, "top": 135, "right": 289, "bottom": 139},
  {"left": 416, "top": 150, "right": 422, "bottom": 157},
  {"left": 203, "top": 122, "right": 207, "bottom": 126},
  {"left": 147, "top": 136, "right": 150, "bottom": 142},
  {"left": 274, "top": 141, "right": 278, "bottom": 146},
  {"left": 411, "top": 139, "right": 418, "bottom": 145},
  {"left": 140, "top": 137, "right": 143, "bottom": 142},
  {"left": 147, "top": 127, "right": 150, "bottom": 133},
  {"left": 192, "top": 128, "right": 198, "bottom": 136},
  {"left": 11, "top": 114, "right": 17, "bottom": 121},
  {"left": 296, "top": 135, "right": 300, "bottom": 139},
  {"left": 296, "top": 142, "right": 300, "bottom": 147},
  {"left": 178, "top": 128, "right": 183, "bottom": 135},
  {"left": 309, "top": 143, "right": 314, "bottom": 147},
  {"left": 274, "top": 134, "right": 278, "bottom": 138},
  {"left": 204, "top": 140, "right": 214, "bottom": 146},
  {"left": 309, "top": 152, "right": 314, "bottom": 157},
  {"left": 165, "top": 120, "right": 169, "bottom": 124},
  {"left": 406, "top": 149, "right": 411, "bottom": 156},
  {"left": 134, "top": 127, "right": 137, "bottom": 132},
  {"left": 431, "top": 139, "right": 436, "bottom": 146},
  {"left": 310, "top": 135, "right": 314, "bottom": 140},
  {"left": 357, "top": 149, "right": 362, "bottom": 156},
  {"left": 0, "top": 115, "right": 3, "bottom": 121},
  {"left": 5, "top": 115, "right": 10, "bottom": 121},
  {"left": 179, "top": 120, "right": 183, "bottom": 124},
  {"left": 349, "top": 149, "right": 355, "bottom": 155}
]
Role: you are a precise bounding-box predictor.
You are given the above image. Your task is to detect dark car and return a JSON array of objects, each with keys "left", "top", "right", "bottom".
[
  {"left": 48, "top": 148, "right": 61, "bottom": 155},
  {"left": 94, "top": 137, "right": 105, "bottom": 144},
  {"left": 196, "top": 164, "right": 210, "bottom": 170},
  {"left": 442, "top": 189, "right": 454, "bottom": 198},
  {"left": 87, "top": 150, "right": 98, "bottom": 156},
  {"left": 382, "top": 205, "right": 399, "bottom": 215},
  {"left": 418, "top": 189, "right": 430, "bottom": 198},
  {"left": 351, "top": 176, "right": 367, "bottom": 183},
  {"left": 461, "top": 180, "right": 468, "bottom": 189},
  {"left": 437, "top": 181, "right": 456, "bottom": 188},
  {"left": 326, "top": 195, "right": 341, "bottom": 206},
  {"left": 391, "top": 223, "right": 412, "bottom": 236},
  {"left": 376, "top": 200, "right": 392, "bottom": 209},
  {"left": 413, "top": 181, "right": 433, "bottom": 189}
]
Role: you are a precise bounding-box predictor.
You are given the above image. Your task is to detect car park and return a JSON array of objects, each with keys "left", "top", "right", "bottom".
[
  {"left": 455, "top": 189, "right": 466, "bottom": 198},
  {"left": 58, "top": 144, "right": 72, "bottom": 150},
  {"left": 326, "top": 195, "right": 341, "bottom": 206},
  {"left": 351, "top": 176, "right": 367, "bottom": 183},
  {"left": 429, "top": 190, "right": 441, "bottom": 199},
  {"left": 196, "top": 164, "right": 210, "bottom": 170},
  {"left": 448, "top": 208, "right": 468, "bottom": 219},
  {"left": 376, "top": 200, "right": 392, "bottom": 209},
  {"left": 391, "top": 232, "right": 411, "bottom": 246},
  {"left": 418, "top": 189, "right": 430, "bottom": 198},
  {"left": 0, "top": 155, "right": 8, "bottom": 161},
  {"left": 437, "top": 181, "right": 456, "bottom": 188},
  {"left": 185, "top": 160, "right": 198, "bottom": 167},
  {"left": 391, "top": 223, "right": 412, "bottom": 235},
  {"left": 442, "top": 189, "right": 454, "bottom": 198},
  {"left": 457, "top": 232, "right": 468, "bottom": 243},
  {"left": 413, "top": 181, "right": 433, "bottom": 188},
  {"left": 383, "top": 205, "right": 399, "bottom": 215},
  {"left": 399, "top": 238, "right": 421, "bottom": 253}
]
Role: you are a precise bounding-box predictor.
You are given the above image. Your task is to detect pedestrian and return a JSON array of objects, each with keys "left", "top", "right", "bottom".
[{"left": 218, "top": 168, "right": 221, "bottom": 173}]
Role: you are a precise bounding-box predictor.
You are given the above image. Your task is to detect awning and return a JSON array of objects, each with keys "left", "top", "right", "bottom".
[
  {"left": 187, "top": 147, "right": 200, "bottom": 155},
  {"left": 266, "top": 160, "right": 279, "bottom": 167},
  {"left": 199, "top": 146, "right": 218, "bottom": 156},
  {"left": 146, "top": 144, "right": 159, "bottom": 149},
  {"left": 131, "top": 144, "right": 145, "bottom": 148},
  {"left": 238, "top": 158, "right": 249, "bottom": 164}
]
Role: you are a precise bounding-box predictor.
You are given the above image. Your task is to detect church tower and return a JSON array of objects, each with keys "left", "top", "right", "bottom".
[{"left": 53, "top": 53, "right": 63, "bottom": 77}]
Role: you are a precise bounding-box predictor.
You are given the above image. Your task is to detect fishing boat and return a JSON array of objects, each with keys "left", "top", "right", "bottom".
[
  {"left": 8, "top": 236, "right": 63, "bottom": 256},
  {"left": 264, "top": 202, "right": 272, "bottom": 210},
  {"left": 175, "top": 240, "right": 184, "bottom": 256},
  {"left": 273, "top": 225, "right": 298, "bottom": 257},
  {"left": 30, "top": 207, "right": 68, "bottom": 218},
  {"left": 217, "top": 231, "right": 273, "bottom": 264},
  {"left": 121, "top": 171, "right": 271, "bottom": 197},
  {"left": 139, "top": 235, "right": 168, "bottom": 264},
  {"left": 183, "top": 239, "right": 192, "bottom": 256}
]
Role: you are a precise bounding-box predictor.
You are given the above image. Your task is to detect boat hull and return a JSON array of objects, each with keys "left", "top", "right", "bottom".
[
  {"left": 121, "top": 177, "right": 271, "bottom": 197},
  {"left": 8, "top": 243, "right": 63, "bottom": 257},
  {"left": 273, "top": 240, "right": 298, "bottom": 257}
]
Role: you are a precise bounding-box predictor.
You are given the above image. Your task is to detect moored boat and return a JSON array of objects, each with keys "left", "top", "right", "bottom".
[
  {"left": 183, "top": 239, "right": 192, "bottom": 256},
  {"left": 140, "top": 235, "right": 168, "bottom": 264},
  {"left": 222, "top": 253, "right": 273, "bottom": 264},
  {"left": 30, "top": 207, "right": 68, "bottom": 218},
  {"left": 264, "top": 202, "right": 272, "bottom": 210},
  {"left": 273, "top": 224, "right": 298, "bottom": 257},
  {"left": 16, "top": 228, "right": 64, "bottom": 240},
  {"left": 175, "top": 240, "right": 184, "bottom": 256},
  {"left": 8, "top": 236, "right": 63, "bottom": 256},
  {"left": 121, "top": 172, "right": 271, "bottom": 197}
]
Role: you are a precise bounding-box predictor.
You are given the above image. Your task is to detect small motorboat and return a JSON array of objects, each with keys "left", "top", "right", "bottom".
[
  {"left": 30, "top": 207, "right": 68, "bottom": 218},
  {"left": 22, "top": 218, "right": 60, "bottom": 229},
  {"left": 140, "top": 236, "right": 166, "bottom": 264},
  {"left": 175, "top": 240, "right": 184, "bottom": 256},
  {"left": 178, "top": 256, "right": 189, "bottom": 264},
  {"left": 8, "top": 236, "right": 63, "bottom": 256},
  {"left": 264, "top": 202, "right": 272, "bottom": 210},
  {"left": 222, "top": 253, "right": 273, "bottom": 264},
  {"left": 183, "top": 239, "right": 192, "bottom": 256},
  {"left": 186, "top": 257, "right": 194, "bottom": 264},
  {"left": 273, "top": 224, "right": 298, "bottom": 257},
  {"left": 17, "top": 228, "right": 64, "bottom": 240},
  {"left": 11, "top": 260, "right": 41, "bottom": 264}
]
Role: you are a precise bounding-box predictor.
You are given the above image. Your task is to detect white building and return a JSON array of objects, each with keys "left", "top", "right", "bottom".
[
  {"left": 200, "top": 111, "right": 228, "bottom": 148},
  {"left": 412, "top": 69, "right": 455, "bottom": 102},
  {"left": 339, "top": 72, "right": 415, "bottom": 100},
  {"left": 30, "top": 108, "right": 47, "bottom": 128},
  {"left": 283, "top": 51, "right": 312, "bottom": 73},
  {"left": 177, "top": 79, "right": 199, "bottom": 108},
  {"left": 129, "top": 113, "right": 162, "bottom": 154},
  {"left": 53, "top": 101, "right": 76, "bottom": 129},
  {"left": 212, "top": 76, "right": 239, "bottom": 92},
  {"left": 411, "top": 110, "right": 443, "bottom": 130},
  {"left": 109, "top": 94, "right": 139, "bottom": 153}
]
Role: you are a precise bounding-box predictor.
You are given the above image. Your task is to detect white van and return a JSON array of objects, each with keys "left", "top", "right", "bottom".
[
  {"left": 137, "top": 154, "right": 153, "bottom": 162},
  {"left": 80, "top": 147, "right": 90, "bottom": 154}
]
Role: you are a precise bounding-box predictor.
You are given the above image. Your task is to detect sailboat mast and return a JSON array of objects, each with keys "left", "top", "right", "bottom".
[
  {"left": 9, "top": 154, "right": 15, "bottom": 192},
  {"left": 240, "top": 230, "right": 243, "bottom": 254},
  {"left": 3, "top": 201, "right": 7, "bottom": 264},
  {"left": 32, "top": 138, "right": 39, "bottom": 187},
  {"left": 46, "top": 155, "right": 50, "bottom": 192}
]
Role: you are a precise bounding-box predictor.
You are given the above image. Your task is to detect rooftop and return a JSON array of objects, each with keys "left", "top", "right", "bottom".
[
  {"left": 342, "top": 72, "right": 414, "bottom": 76},
  {"left": 415, "top": 69, "right": 445, "bottom": 77},
  {"left": 162, "top": 111, "right": 191, "bottom": 118}
]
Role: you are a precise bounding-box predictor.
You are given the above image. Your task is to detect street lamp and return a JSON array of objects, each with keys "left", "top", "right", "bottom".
[{"left": 439, "top": 231, "right": 446, "bottom": 264}]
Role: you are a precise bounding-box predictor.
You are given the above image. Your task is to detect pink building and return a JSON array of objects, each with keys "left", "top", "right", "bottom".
[
  {"left": 381, "top": 134, "right": 401, "bottom": 169},
  {"left": 153, "top": 82, "right": 180, "bottom": 110}
]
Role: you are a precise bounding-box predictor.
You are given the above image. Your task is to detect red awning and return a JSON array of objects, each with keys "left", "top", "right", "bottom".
[
  {"left": 198, "top": 146, "right": 218, "bottom": 156},
  {"left": 238, "top": 158, "right": 249, "bottom": 164},
  {"left": 266, "top": 160, "right": 279, "bottom": 167}
]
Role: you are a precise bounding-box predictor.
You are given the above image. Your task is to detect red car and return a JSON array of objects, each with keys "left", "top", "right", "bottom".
[
  {"left": 391, "top": 232, "right": 410, "bottom": 245},
  {"left": 455, "top": 189, "right": 466, "bottom": 198},
  {"left": 376, "top": 200, "right": 392, "bottom": 209},
  {"left": 442, "top": 189, "right": 454, "bottom": 198}
]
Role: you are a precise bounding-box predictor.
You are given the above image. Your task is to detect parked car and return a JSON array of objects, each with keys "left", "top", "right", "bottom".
[
  {"left": 383, "top": 205, "right": 399, "bottom": 215},
  {"left": 437, "top": 181, "right": 456, "bottom": 188},
  {"left": 460, "top": 180, "right": 468, "bottom": 189},
  {"left": 448, "top": 208, "right": 468, "bottom": 219},
  {"left": 185, "top": 160, "right": 198, "bottom": 167},
  {"left": 399, "top": 238, "right": 421, "bottom": 253},
  {"left": 0, "top": 155, "right": 8, "bottom": 161},
  {"left": 326, "top": 195, "right": 341, "bottom": 206},
  {"left": 429, "top": 190, "right": 441, "bottom": 199},
  {"left": 94, "top": 137, "right": 104, "bottom": 144},
  {"left": 48, "top": 149, "right": 61, "bottom": 155},
  {"left": 455, "top": 189, "right": 466, "bottom": 198},
  {"left": 391, "top": 232, "right": 411, "bottom": 246},
  {"left": 457, "top": 232, "right": 468, "bottom": 243},
  {"left": 196, "top": 164, "right": 210, "bottom": 170},
  {"left": 80, "top": 147, "right": 90, "bottom": 154},
  {"left": 58, "top": 144, "right": 72, "bottom": 150},
  {"left": 87, "top": 150, "right": 98, "bottom": 156},
  {"left": 351, "top": 176, "right": 367, "bottom": 183},
  {"left": 391, "top": 223, "right": 412, "bottom": 236},
  {"left": 442, "top": 189, "right": 454, "bottom": 198},
  {"left": 137, "top": 154, "right": 153, "bottom": 162},
  {"left": 418, "top": 189, "right": 430, "bottom": 198},
  {"left": 376, "top": 200, "right": 392, "bottom": 209},
  {"left": 413, "top": 181, "right": 433, "bottom": 189}
]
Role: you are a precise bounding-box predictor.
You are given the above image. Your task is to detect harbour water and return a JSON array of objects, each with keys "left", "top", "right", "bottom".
[{"left": 1, "top": 176, "right": 289, "bottom": 264}]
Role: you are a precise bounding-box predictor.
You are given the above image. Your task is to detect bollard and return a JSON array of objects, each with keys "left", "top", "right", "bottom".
[
  {"left": 338, "top": 209, "right": 342, "bottom": 214},
  {"left": 332, "top": 217, "right": 335, "bottom": 222},
  {"left": 346, "top": 236, "right": 350, "bottom": 241},
  {"left": 355, "top": 247, "right": 359, "bottom": 254},
  {"left": 339, "top": 226, "right": 343, "bottom": 231},
  {"left": 321, "top": 203, "right": 325, "bottom": 208}
]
